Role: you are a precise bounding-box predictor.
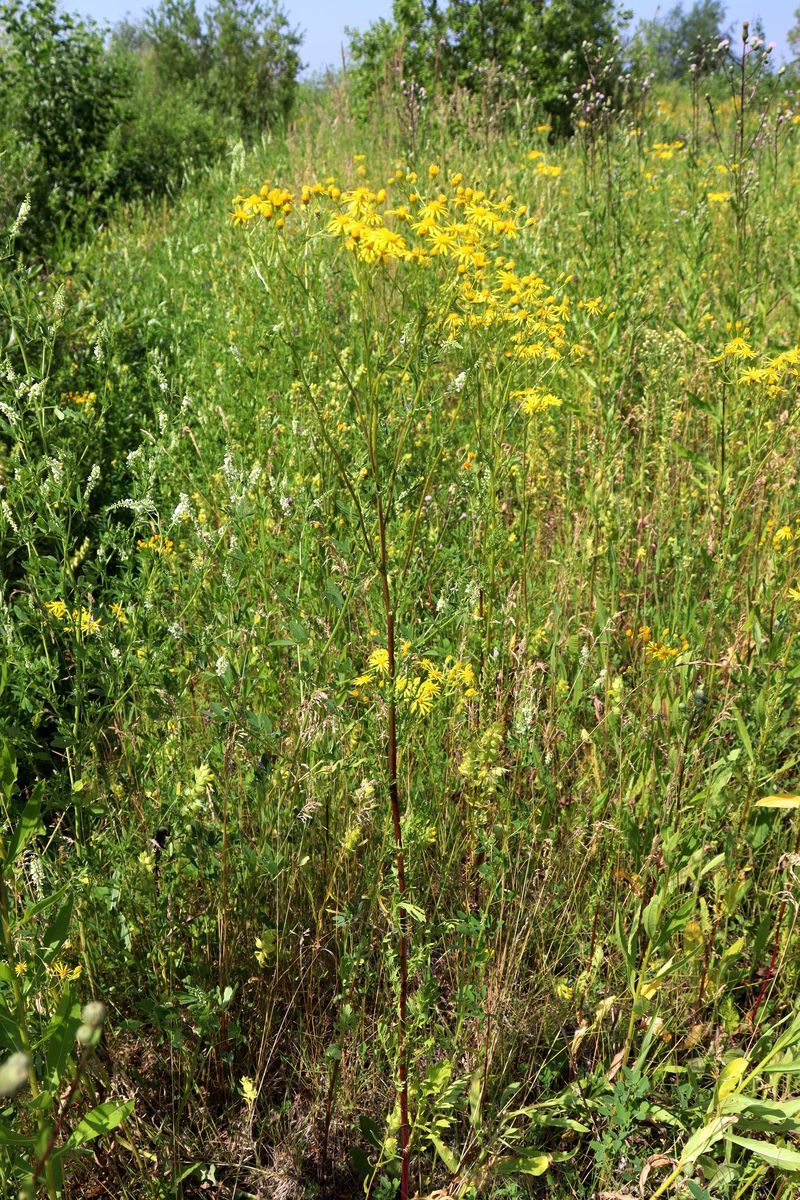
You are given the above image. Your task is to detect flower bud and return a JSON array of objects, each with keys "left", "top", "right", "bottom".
[
  {"left": 0, "top": 1051, "right": 31, "bottom": 1097},
  {"left": 81, "top": 1001, "right": 107, "bottom": 1029}
]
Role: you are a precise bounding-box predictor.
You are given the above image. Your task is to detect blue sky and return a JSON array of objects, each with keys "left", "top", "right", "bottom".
[{"left": 75, "top": 0, "right": 797, "bottom": 71}]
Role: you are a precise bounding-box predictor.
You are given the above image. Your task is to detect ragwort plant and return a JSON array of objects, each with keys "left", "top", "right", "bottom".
[{"left": 232, "top": 158, "right": 593, "bottom": 1193}]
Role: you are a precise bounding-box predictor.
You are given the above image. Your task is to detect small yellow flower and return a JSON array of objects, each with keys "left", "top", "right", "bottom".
[
  {"left": 45, "top": 599, "right": 68, "bottom": 620},
  {"left": 367, "top": 648, "right": 390, "bottom": 675},
  {"left": 49, "top": 960, "right": 82, "bottom": 983},
  {"left": 241, "top": 1076, "right": 258, "bottom": 1106},
  {"left": 721, "top": 337, "right": 756, "bottom": 360}
]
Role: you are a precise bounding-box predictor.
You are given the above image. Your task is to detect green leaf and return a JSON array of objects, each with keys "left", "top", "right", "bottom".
[
  {"left": 727, "top": 1134, "right": 800, "bottom": 1171},
  {"left": 733, "top": 707, "right": 754, "bottom": 764},
  {"left": 678, "top": 1115, "right": 737, "bottom": 1167},
  {"left": 0, "top": 1120, "right": 35, "bottom": 1147},
  {"left": 325, "top": 580, "right": 345, "bottom": 610},
  {"left": 61, "top": 1098, "right": 134, "bottom": 1152},
  {"left": 710, "top": 1055, "right": 749, "bottom": 1112},
  {"left": 496, "top": 1150, "right": 552, "bottom": 1176},
  {"left": 17, "top": 883, "right": 70, "bottom": 928},
  {"left": 642, "top": 892, "right": 663, "bottom": 942},
  {"left": 41, "top": 896, "right": 74, "bottom": 963},
  {"left": 6, "top": 783, "right": 43, "bottom": 864},
  {"left": 721, "top": 1095, "right": 800, "bottom": 1120},
  {"left": 763, "top": 1058, "right": 800, "bottom": 1075},
  {"left": 0, "top": 743, "right": 15, "bottom": 806},
  {"left": 429, "top": 1133, "right": 459, "bottom": 1173},
  {"left": 468, "top": 1067, "right": 483, "bottom": 1129}
]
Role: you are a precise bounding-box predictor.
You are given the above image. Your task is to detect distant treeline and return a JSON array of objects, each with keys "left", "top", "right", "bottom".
[{"left": 0, "top": 0, "right": 792, "bottom": 255}]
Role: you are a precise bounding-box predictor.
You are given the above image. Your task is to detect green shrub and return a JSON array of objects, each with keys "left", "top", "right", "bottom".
[
  {"left": 0, "top": 0, "right": 301, "bottom": 255},
  {"left": 108, "top": 55, "right": 227, "bottom": 201},
  {"left": 0, "top": 0, "right": 127, "bottom": 241}
]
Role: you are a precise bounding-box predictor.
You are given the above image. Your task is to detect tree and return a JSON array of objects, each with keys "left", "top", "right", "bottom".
[
  {"left": 0, "top": 0, "right": 126, "bottom": 228},
  {"left": 204, "top": 0, "right": 302, "bottom": 135},
  {"left": 789, "top": 6, "right": 800, "bottom": 57},
  {"left": 634, "top": 0, "right": 730, "bottom": 80},
  {"left": 144, "top": 0, "right": 302, "bottom": 135},
  {"left": 347, "top": 0, "right": 621, "bottom": 129}
]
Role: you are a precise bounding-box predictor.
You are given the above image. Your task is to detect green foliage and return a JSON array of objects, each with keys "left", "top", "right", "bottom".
[
  {"left": 0, "top": 0, "right": 127, "bottom": 240},
  {"left": 0, "top": 747, "right": 132, "bottom": 1198},
  {"left": 144, "top": 0, "right": 302, "bottom": 137},
  {"left": 347, "top": 0, "right": 621, "bottom": 132},
  {"left": 0, "top": 0, "right": 302, "bottom": 255},
  {"left": 108, "top": 57, "right": 225, "bottom": 199},
  {"left": 3, "top": 44, "right": 800, "bottom": 1199}
]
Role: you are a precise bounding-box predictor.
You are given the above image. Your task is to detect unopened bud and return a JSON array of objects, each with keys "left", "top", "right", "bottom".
[
  {"left": 0, "top": 1052, "right": 31, "bottom": 1097},
  {"left": 81, "top": 1001, "right": 107, "bottom": 1029}
]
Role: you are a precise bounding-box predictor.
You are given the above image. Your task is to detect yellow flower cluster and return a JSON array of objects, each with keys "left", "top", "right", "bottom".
[
  {"left": 712, "top": 317, "right": 800, "bottom": 395},
  {"left": 62, "top": 390, "right": 97, "bottom": 406},
  {"left": 761, "top": 518, "right": 800, "bottom": 553},
  {"left": 649, "top": 140, "right": 686, "bottom": 160},
  {"left": 626, "top": 624, "right": 690, "bottom": 664},
  {"left": 736, "top": 346, "right": 800, "bottom": 396},
  {"left": 231, "top": 184, "right": 294, "bottom": 227},
  {"left": 231, "top": 159, "right": 599, "bottom": 398},
  {"left": 44, "top": 599, "right": 102, "bottom": 635},
  {"left": 137, "top": 534, "right": 175, "bottom": 555},
  {"left": 512, "top": 387, "right": 562, "bottom": 415},
  {"left": 351, "top": 647, "right": 476, "bottom": 716}
]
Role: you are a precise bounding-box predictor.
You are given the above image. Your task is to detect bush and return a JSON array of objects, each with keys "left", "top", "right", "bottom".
[
  {"left": 143, "top": 0, "right": 302, "bottom": 140},
  {"left": 107, "top": 55, "right": 227, "bottom": 201},
  {"left": 0, "top": 0, "right": 127, "bottom": 242},
  {"left": 0, "top": 0, "right": 302, "bottom": 255}
]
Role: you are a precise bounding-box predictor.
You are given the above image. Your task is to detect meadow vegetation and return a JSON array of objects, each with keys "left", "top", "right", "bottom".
[{"left": 2, "top": 10, "right": 800, "bottom": 1200}]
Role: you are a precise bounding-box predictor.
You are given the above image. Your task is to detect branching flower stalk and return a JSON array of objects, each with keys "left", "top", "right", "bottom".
[{"left": 250, "top": 240, "right": 419, "bottom": 1194}]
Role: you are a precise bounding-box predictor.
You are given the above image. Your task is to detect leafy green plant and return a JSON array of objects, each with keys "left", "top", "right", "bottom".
[{"left": 0, "top": 743, "right": 133, "bottom": 1198}]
